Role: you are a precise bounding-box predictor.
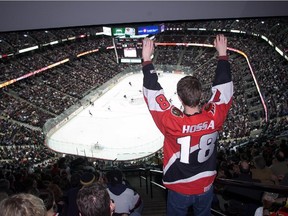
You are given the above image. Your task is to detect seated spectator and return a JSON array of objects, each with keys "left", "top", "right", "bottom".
[
  {"left": 64, "top": 172, "right": 81, "bottom": 216},
  {"left": 76, "top": 183, "right": 115, "bottom": 216},
  {"left": 22, "top": 175, "right": 40, "bottom": 196},
  {"left": 80, "top": 172, "right": 98, "bottom": 187},
  {"left": 64, "top": 171, "right": 98, "bottom": 216},
  {"left": 255, "top": 192, "right": 288, "bottom": 216},
  {"left": 270, "top": 149, "right": 288, "bottom": 182},
  {"left": 224, "top": 160, "right": 263, "bottom": 216},
  {"left": 0, "top": 192, "right": 8, "bottom": 203},
  {"left": 0, "top": 179, "right": 12, "bottom": 196},
  {"left": 0, "top": 193, "right": 46, "bottom": 216},
  {"left": 251, "top": 155, "right": 278, "bottom": 184},
  {"left": 149, "top": 152, "right": 163, "bottom": 170},
  {"left": 106, "top": 169, "right": 143, "bottom": 216},
  {"left": 47, "top": 183, "right": 65, "bottom": 216},
  {"left": 39, "top": 189, "right": 58, "bottom": 216}
]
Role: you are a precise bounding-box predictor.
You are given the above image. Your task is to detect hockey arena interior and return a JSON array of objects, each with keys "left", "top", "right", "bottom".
[{"left": 0, "top": 3, "right": 287, "bottom": 215}]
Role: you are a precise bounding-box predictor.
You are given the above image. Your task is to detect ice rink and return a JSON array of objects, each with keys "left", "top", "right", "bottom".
[{"left": 46, "top": 72, "right": 185, "bottom": 161}]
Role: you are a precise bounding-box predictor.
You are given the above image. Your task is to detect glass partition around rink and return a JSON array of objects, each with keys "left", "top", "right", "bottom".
[{"left": 43, "top": 65, "right": 186, "bottom": 161}]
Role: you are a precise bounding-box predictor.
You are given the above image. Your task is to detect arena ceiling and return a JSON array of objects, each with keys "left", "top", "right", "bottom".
[{"left": 0, "top": 1, "right": 287, "bottom": 32}]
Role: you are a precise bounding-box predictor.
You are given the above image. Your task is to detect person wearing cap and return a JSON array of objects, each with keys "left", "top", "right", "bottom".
[
  {"left": 80, "top": 172, "right": 96, "bottom": 187},
  {"left": 64, "top": 171, "right": 98, "bottom": 216}
]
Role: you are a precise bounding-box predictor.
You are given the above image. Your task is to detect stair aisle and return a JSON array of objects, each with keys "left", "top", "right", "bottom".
[{"left": 126, "top": 174, "right": 167, "bottom": 216}]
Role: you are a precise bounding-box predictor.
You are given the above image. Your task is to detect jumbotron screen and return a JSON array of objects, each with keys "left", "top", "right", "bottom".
[
  {"left": 137, "top": 25, "right": 159, "bottom": 35},
  {"left": 114, "top": 37, "right": 143, "bottom": 63},
  {"left": 112, "top": 27, "right": 136, "bottom": 37}
]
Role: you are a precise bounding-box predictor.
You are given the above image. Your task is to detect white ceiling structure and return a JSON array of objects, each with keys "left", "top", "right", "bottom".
[{"left": 0, "top": 1, "right": 287, "bottom": 32}]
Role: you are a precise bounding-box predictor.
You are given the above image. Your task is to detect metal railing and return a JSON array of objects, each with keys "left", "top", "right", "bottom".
[{"left": 137, "top": 168, "right": 288, "bottom": 216}]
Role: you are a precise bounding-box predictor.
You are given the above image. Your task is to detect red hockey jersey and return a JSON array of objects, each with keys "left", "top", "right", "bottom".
[{"left": 142, "top": 58, "right": 233, "bottom": 195}]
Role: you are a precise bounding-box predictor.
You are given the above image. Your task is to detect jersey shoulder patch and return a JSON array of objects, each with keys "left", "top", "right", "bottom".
[
  {"left": 204, "top": 102, "right": 216, "bottom": 116},
  {"left": 171, "top": 106, "right": 184, "bottom": 118}
]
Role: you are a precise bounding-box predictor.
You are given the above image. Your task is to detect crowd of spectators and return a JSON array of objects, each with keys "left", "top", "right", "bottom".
[
  {"left": 212, "top": 122, "right": 288, "bottom": 215},
  {"left": 0, "top": 17, "right": 287, "bottom": 215},
  {"left": 0, "top": 155, "right": 143, "bottom": 216},
  {"left": 165, "top": 17, "right": 288, "bottom": 51},
  {"left": 0, "top": 26, "right": 103, "bottom": 54}
]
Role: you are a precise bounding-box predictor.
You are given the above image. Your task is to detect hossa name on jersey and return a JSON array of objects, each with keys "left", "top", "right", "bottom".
[{"left": 182, "top": 120, "right": 215, "bottom": 133}]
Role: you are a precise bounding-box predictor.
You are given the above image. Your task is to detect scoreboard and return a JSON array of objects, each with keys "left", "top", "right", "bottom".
[
  {"left": 112, "top": 24, "right": 163, "bottom": 63},
  {"left": 113, "top": 37, "right": 143, "bottom": 63}
]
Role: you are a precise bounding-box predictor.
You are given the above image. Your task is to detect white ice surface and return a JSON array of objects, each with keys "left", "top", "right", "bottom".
[{"left": 46, "top": 72, "right": 185, "bottom": 161}]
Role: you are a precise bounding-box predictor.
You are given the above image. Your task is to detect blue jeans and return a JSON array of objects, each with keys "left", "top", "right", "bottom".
[{"left": 166, "top": 186, "right": 213, "bottom": 216}]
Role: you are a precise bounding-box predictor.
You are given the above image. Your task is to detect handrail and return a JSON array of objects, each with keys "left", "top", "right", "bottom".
[
  {"left": 211, "top": 209, "right": 228, "bottom": 216},
  {"left": 138, "top": 167, "right": 149, "bottom": 194},
  {"left": 147, "top": 170, "right": 288, "bottom": 195},
  {"left": 215, "top": 178, "right": 288, "bottom": 194},
  {"left": 149, "top": 169, "right": 164, "bottom": 199},
  {"left": 145, "top": 169, "right": 288, "bottom": 216}
]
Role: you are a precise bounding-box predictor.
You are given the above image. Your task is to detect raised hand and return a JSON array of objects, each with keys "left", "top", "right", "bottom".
[
  {"left": 142, "top": 38, "right": 154, "bottom": 62},
  {"left": 214, "top": 34, "right": 227, "bottom": 56}
]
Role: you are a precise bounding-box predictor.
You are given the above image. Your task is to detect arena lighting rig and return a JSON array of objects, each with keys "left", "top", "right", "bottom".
[{"left": 0, "top": 42, "right": 268, "bottom": 122}]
